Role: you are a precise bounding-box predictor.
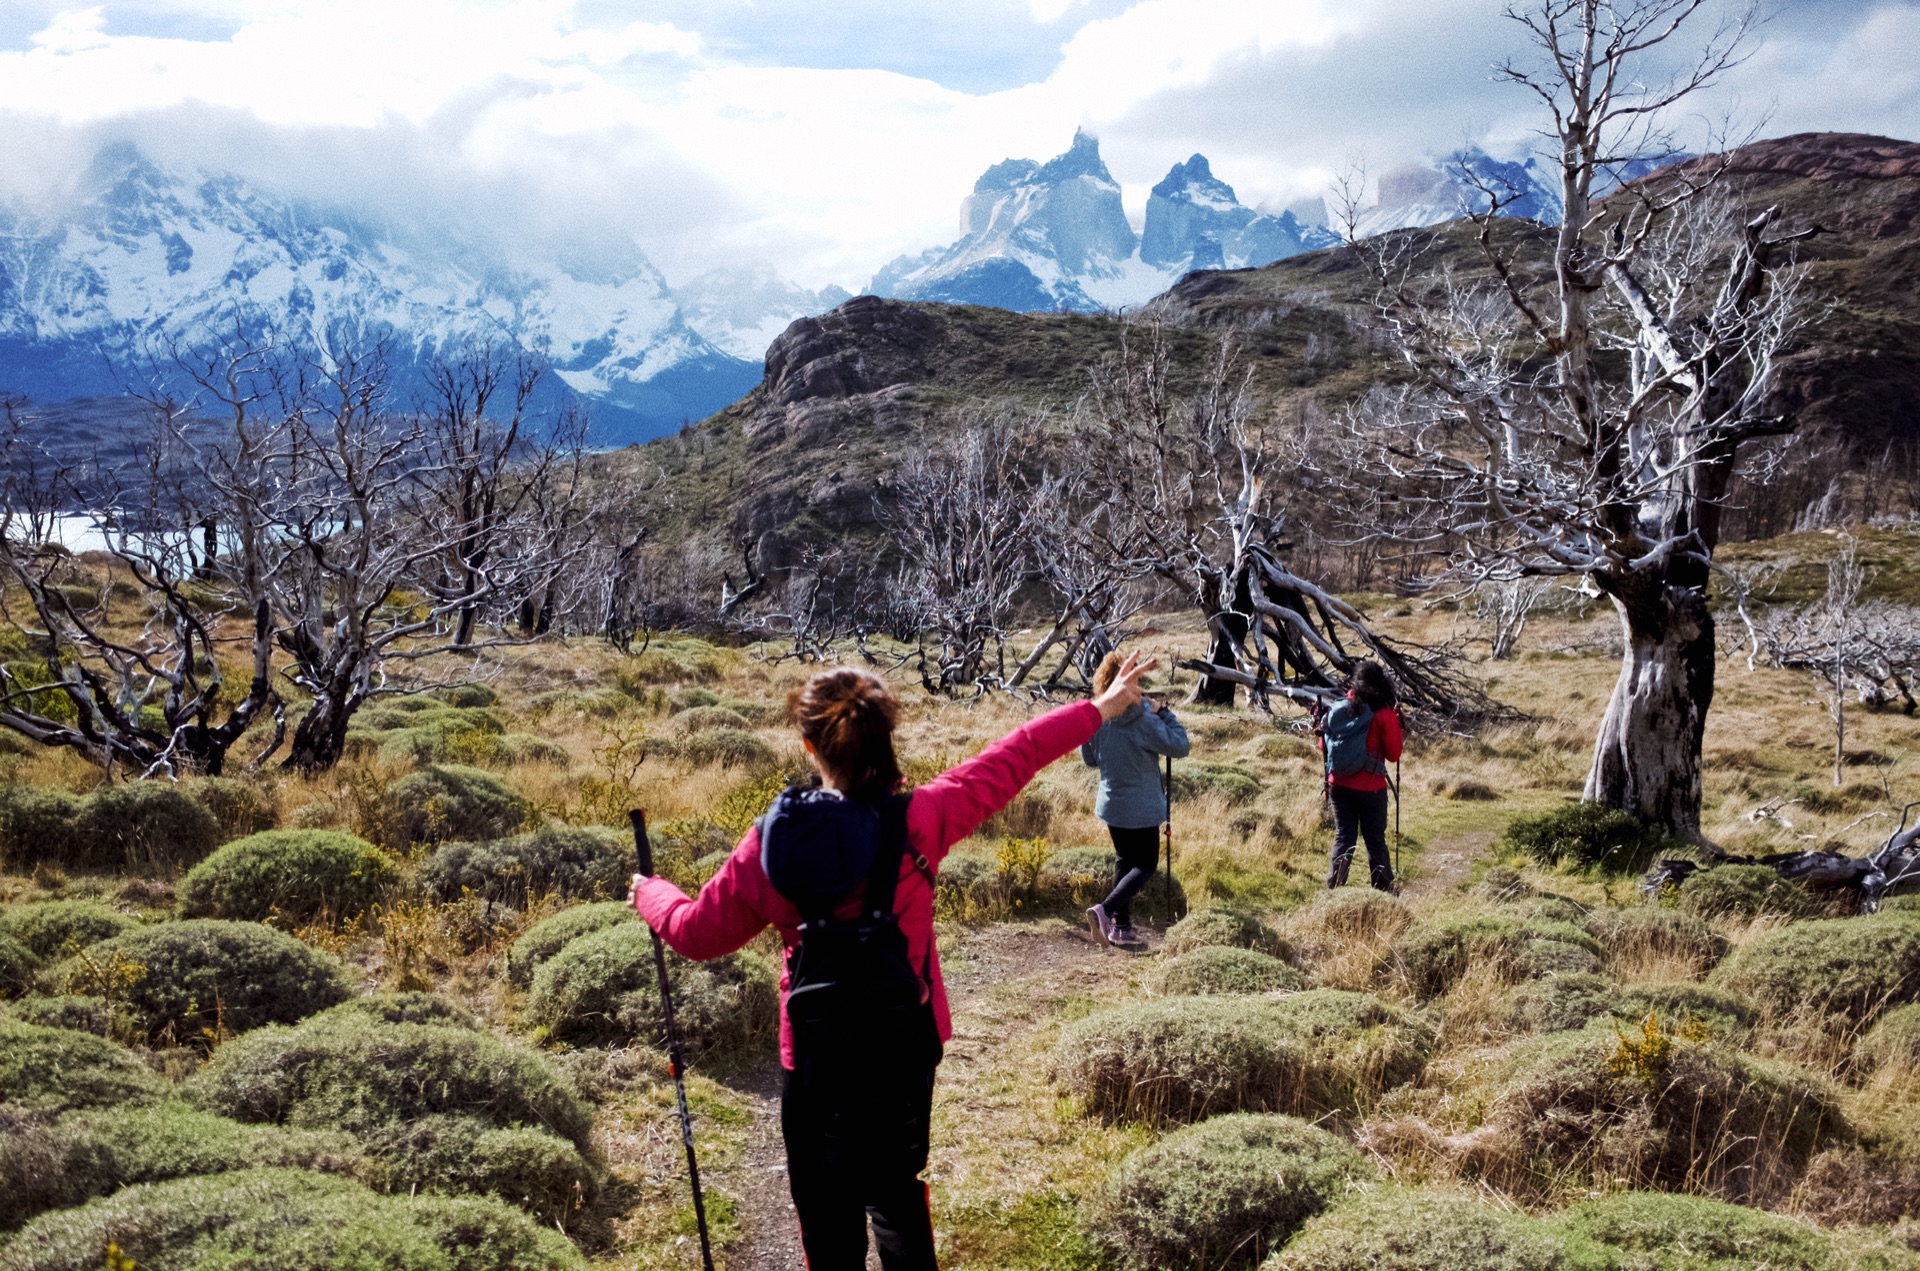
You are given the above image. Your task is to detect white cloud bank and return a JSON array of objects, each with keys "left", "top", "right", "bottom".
[{"left": 0, "top": 0, "right": 1913, "bottom": 290}]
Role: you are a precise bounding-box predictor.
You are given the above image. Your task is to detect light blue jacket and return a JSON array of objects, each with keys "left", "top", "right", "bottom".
[{"left": 1080, "top": 703, "right": 1191, "bottom": 829}]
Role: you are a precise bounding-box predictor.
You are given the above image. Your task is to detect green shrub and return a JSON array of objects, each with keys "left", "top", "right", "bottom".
[
  {"left": 1587, "top": 906, "right": 1728, "bottom": 976},
  {"left": 177, "top": 830, "right": 398, "bottom": 924},
  {"left": 500, "top": 901, "right": 636, "bottom": 988},
  {"left": 1150, "top": 947, "right": 1309, "bottom": 997},
  {"left": 1677, "top": 865, "right": 1825, "bottom": 923},
  {"left": 72, "top": 781, "right": 223, "bottom": 871},
  {"left": 1495, "top": 974, "right": 1625, "bottom": 1035},
  {"left": 1283, "top": 887, "right": 1413, "bottom": 955},
  {"left": 56, "top": 919, "right": 354, "bottom": 1043},
  {"left": 3, "top": 995, "right": 121, "bottom": 1035},
  {"left": 438, "top": 684, "right": 499, "bottom": 709},
  {"left": 1503, "top": 802, "right": 1685, "bottom": 875},
  {"left": 1264, "top": 1183, "right": 1614, "bottom": 1271},
  {"left": 183, "top": 776, "right": 278, "bottom": 839},
  {"left": 0, "top": 787, "right": 84, "bottom": 872},
  {"left": 1391, "top": 913, "right": 1602, "bottom": 999},
  {"left": 527, "top": 923, "right": 779, "bottom": 1061},
  {"left": 1038, "top": 845, "right": 1187, "bottom": 921},
  {"left": 1494, "top": 976, "right": 1756, "bottom": 1040},
  {"left": 0, "top": 899, "right": 134, "bottom": 959},
  {"left": 495, "top": 734, "right": 569, "bottom": 766},
  {"left": 314, "top": 992, "right": 482, "bottom": 1031},
  {"left": 1474, "top": 865, "right": 1536, "bottom": 904},
  {"left": 1172, "top": 762, "right": 1263, "bottom": 805},
  {"left": 1613, "top": 982, "right": 1757, "bottom": 1040},
  {"left": 674, "top": 705, "right": 752, "bottom": 733},
  {"left": 0, "top": 1019, "right": 165, "bottom": 1111},
  {"left": 423, "top": 826, "right": 630, "bottom": 908},
  {"left": 361, "top": 1114, "right": 598, "bottom": 1223},
  {"left": 1709, "top": 911, "right": 1920, "bottom": 1029},
  {"left": 1088, "top": 1114, "right": 1372, "bottom": 1271},
  {"left": 677, "top": 727, "right": 778, "bottom": 772},
  {"left": 0, "top": 1167, "right": 587, "bottom": 1271},
  {"left": 1517, "top": 894, "right": 1592, "bottom": 927},
  {"left": 1163, "top": 908, "right": 1289, "bottom": 959},
  {"left": 1856, "top": 1002, "right": 1920, "bottom": 1085},
  {"left": 1552, "top": 1190, "right": 1838, "bottom": 1270},
  {"left": 1052, "top": 989, "right": 1432, "bottom": 1126},
  {"left": 388, "top": 765, "right": 530, "bottom": 845},
  {"left": 1467, "top": 1023, "right": 1840, "bottom": 1201},
  {"left": 0, "top": 1101, "right": 366, "bottom": 1232},
  {"left": 0, "top": 932, "right": 37, "bottom": 998}
]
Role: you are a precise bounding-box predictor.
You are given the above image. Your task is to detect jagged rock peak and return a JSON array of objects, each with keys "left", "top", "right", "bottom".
[{"left": 1035, "top": 128, "right": 1116, "bottom": 185}]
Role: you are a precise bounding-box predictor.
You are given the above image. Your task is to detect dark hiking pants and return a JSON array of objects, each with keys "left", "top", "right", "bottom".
[
  {"left": 1102, "top": 823, "right": 1161, "bottom": 928},
  {"left": 1328, "top": 784, "right": 1394, "bottom": 890},
  {"left": 781, "top": 1014, "right": 943, "bottom": 1271}
]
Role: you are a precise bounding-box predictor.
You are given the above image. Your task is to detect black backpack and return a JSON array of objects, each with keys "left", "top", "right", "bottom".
[{"left": 759, "top": 789, "right": 933, "bottom": 1070}]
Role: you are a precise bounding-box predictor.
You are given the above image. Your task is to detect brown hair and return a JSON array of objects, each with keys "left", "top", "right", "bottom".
[
  {"left": 787, "top": 668, "right": 903, "bottom": 803},
  {"left": 1350, "top": 659, "right": 1398, "bottom": 711},
  {"left": 1091, "top": 650, "right": 1149, "bottom": 697}
]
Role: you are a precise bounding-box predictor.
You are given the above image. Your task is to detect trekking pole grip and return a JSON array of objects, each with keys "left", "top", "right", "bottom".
[{"left": 630, "top": 809, "right": 655, "bottom": 878}]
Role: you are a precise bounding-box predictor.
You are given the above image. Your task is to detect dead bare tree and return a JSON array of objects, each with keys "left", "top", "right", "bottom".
[
  {"left": 1340, "top": 0, "right": 1814, "bottom": 832},
  {"left": 1086, "top": 323, "right": 1469, "bottom": 718}
]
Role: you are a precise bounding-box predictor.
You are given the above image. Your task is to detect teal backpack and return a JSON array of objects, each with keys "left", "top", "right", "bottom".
[{"left": 1321, "top": 699, "right": 1385, "bottom": 780}]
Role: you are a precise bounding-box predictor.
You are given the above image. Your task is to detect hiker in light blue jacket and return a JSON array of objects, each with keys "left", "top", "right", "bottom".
[{"left": 1080, "top": 651, "right": 1190, "bottom": 948}]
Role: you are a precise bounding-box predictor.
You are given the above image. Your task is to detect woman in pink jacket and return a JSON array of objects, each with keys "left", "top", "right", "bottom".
[{"left": 630, "top": 654, "right": 1155, "bottom": 1271}]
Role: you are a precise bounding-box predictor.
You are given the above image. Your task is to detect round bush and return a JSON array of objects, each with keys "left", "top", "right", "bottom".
[
  {"left": 1857, "top": 1003, "right": 1920, "bottom": 1086},
  {"left": 0, "top": 899, "right": 134, "bottom": 960},
  {"left": 673, "top": 705, "right": 751, "bottom": 733},
  {"left": 1151, "top": 947, "right": 1310, "bottom": 997},
  {"left": 361, "top": 1114, "right": 598, "bottom": 1223},
  {"left": 1494, "top": 977, "right": 1757, "bottom": 1040},
  {"left": 1495, "top": 974, "right": 1623, "bottom": 1036},
  {"left": 314, "top": 992, "right": 482, "bottom": 1031},
  {"left": 1709, "top": 911, "right": 1920, "bottom": 1029},
  {"left": 1586, "top": 906, "right": 1727, "bottom": 977},
  {"left": 0, "top": 1167, "right": 587, "bottom": 1271},
  {"left": 423, "top": 826, "right": 630, "bottom": 908},
  {"left": 677, "top": 727, "right": 778, "bottom": 772},
  {"left": 1052, "top": 989, "right": 1432, "bottom": 1126},
  {"left": 1677, "top": 865, "right": 1825, "bottom": 923},
  {"left": 1282, "top": 888, "right": 1413, "bottom": 957},
  {"left": 56, "top": 919, "right": 354, "bottom": 1043},
  {"left": 501, "top": 900, "right": 636, "bottom": 987},
  {"left": 1164, "top": 908, "right": 1289, "bottom": 959},
  {"left": 1391, "top": 913, "right": 1602, "bottom": 999},
  {"left": 527, "top": 922, "right": 779, "bottom": 1061},
  {"left": 1552, "top": 1190, "right": 1838, "bottom": 1270},
  {"left": 73, "top": 781, "right": 222, "bottom": 871},
  {"left": 1088, "top": 1114, "right": 1373, "bottom": 1271},
  {"left": 1264, "top": 1183, "right": 1614, "bottom": 1271},
  {"left": 388, "top": 765, "right": 529, "bottom": 845},
  {"left": 0, "top": 787, "right": 84, "bottom": 872},
  {"left": 183, "top": 776, "right": 278, "bottom": 839},
  {"left": 1502, "top": 802, "right": 1684, "bottom": 875},
  {"left": 188, "top": 1012, "right": 593, "bottom": 1153},
  {"left": 1038, "top": 846, "right": 1188, "bottom": 921},
  {"left": 177, "top": 830, "right": 399, "bottom": 924},
  {"left": 1466, "top": 1024, "right": 1839, "bottom": 1202},
  {"left": 496, "top": 734, "right": 569, "bottom": 766},
  {"left": 0, "top": 932, "right": 37, "bottom": 998},
  {"left": 1613, "top": 982, "right": 1757, "bottom": 1040},
  {"left": 0, "top": 1019, "right": 165, "bottom": 1111},
  {"left": 0, "top": 1101, "right": 365, "bottom": 1232},
  {"left": 1171, "top": 762, "right": 1263, "bottom": 806},
  {"left": 2, "top": 995, "right": 123, "bottom": 1037}
]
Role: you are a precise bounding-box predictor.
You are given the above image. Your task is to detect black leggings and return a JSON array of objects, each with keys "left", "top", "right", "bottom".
[
  {"left": 781, "top": 1017, "right": 943, "bottom": 1270},
  {"left": 1328, "top": 784, "right": 1394, "bottom": 890},
  {"left": 1102, "top": 824, "right": 1161, "bottom": 928}
]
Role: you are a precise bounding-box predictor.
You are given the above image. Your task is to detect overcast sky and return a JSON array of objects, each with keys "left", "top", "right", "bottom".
[{"left": 1, "top": 0, "right": 1914, "bottom": 291}]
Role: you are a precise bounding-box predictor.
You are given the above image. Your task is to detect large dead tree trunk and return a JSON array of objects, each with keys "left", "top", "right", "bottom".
[{"left": 1587, "top": 582, "right": 1714, "bottom": 833}]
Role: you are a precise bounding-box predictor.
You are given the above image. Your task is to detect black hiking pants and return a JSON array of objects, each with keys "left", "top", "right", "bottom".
[
  {"left": 1102, "top": 823, "right": 1161, "bottom": 928},
  {"left": 781, "top": 1011, "right": 943, "bottom": 1271},
  {"left": 1328, "top": 784, "right": 1394, "bottom": 890}
]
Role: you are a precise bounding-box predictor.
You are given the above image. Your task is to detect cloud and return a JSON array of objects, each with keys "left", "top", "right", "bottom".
[{"left": 0, "top": 0, "right": 1910, "bottom": 291}]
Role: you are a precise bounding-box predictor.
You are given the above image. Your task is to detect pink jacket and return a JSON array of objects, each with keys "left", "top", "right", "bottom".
[{"left": 631, "top": 700, "right": 1102, "bottom": 1069}]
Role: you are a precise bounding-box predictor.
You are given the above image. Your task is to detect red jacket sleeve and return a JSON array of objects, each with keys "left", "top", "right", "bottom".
[
  {"left": 1373, "top": 708, "right": 1404, "bottom": 764},
  {"left": 630, "top": 831, "right": 775, "bottom": 960},
  {"left": 909, "top": 700, "right": 1102, "bottom": 864}
]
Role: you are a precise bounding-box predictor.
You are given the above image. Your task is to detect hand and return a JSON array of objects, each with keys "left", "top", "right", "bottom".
[
  {"left": 1093, "top": 652, "right": 1160, "bottom": 721},
  {"left": 1142, "top": 695, "right": 1160, "bottom": 714},
  {"left": 629, "top": 873, "right": 643, "bottom": 910}
]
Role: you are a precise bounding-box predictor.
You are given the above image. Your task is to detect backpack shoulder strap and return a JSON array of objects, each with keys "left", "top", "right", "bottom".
[{"left": 861, "top": 793, "right": 916, "bottom": 918}]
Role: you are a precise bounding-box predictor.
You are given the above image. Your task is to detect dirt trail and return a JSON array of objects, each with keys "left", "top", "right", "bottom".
[
  {"left": 1404, "top": 829, "right": 1493, "bottom": 898},
  {"left": 711, "top": 920, "right": 1136, "bottom": 1270}
]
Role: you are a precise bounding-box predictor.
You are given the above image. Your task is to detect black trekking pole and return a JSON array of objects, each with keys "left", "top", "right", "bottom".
[
  {"left": 1163, "top": 754, "right": 1176, "bottom": 923},
  {"left": 630, "top": 810, "right": 716, "bottom": 1271},
  {"left": 1392, "top": 760, "right": 1402, "bottom": 881}
]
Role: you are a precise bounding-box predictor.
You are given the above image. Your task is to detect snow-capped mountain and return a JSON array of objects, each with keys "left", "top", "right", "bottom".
[
  {"left": 870, "top": 132, "right": 1340, "bottom": 313},
  {"left": 1351, "top": 149, "right": 1684, "bottom": 237},
  {"left": 0, "top": 143, "right": 759, "bottom": 444},
  {"left": 1142, "top": 154, "right": 1338, "bottom": 271},
  {"left": 674, "top": 267, "right": 852, "bottom": 362}
]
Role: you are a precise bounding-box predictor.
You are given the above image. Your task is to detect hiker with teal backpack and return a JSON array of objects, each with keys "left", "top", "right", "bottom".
[{"left": 1315, "top": 660, "right": 1403, "bottom": 892}]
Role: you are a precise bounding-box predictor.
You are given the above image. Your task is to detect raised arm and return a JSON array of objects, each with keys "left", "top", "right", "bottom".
[
  {"left": 912, "top": 701, "right": 1102, "bottom": 860},
  {"left": 630, "top": 834, "right": 775, "bottom": 960},
  {"left": 1142, "top": 706, "right": 1191, "bottom": 759}
]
